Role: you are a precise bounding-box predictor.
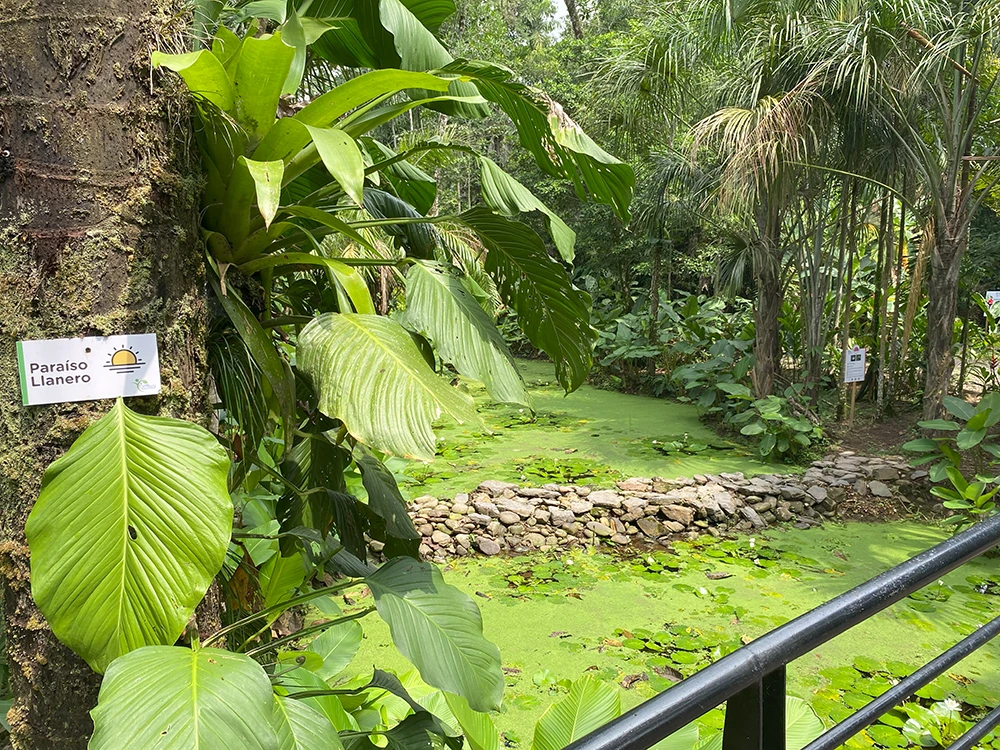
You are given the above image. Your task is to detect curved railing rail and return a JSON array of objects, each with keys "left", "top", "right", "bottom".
[{"left": 565, "top": 514, "right": 1000, "bottom": 750}]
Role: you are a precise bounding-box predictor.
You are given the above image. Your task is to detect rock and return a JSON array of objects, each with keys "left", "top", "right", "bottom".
[
  {"left": 912, "top": 470, "right": 929, "bottom": 481},
  {"left": 663, "top": 487, "right": 700, "bottom": 506},
  {"left": 487, "top": 521, "right": 504, "bottom": 536},
  {"left": 788, "top": 501, "right": 805, "bottom": 514},
  {"left": 445, "top": 518, "right": 462, "bottom": 531},
  {"left": 806, "top": 486, "right": 828, "bottom": 502},
  {"left": 418, "top": 523, "right": 434, "bottom": 536},
  {"left": 869, "top": 480, "right": 892, "bottom": 498},
  {"left": 663, "top": 521, "right": 685, "bottom": 533},
  {"left": 854, "top": 479, "right": 868, "bottom": 496},
  {"left": 498, "top": 511, "right": 520, "bottom": 525},
  {"left": 660, "top": 504, "right": 695, "bottom": 526},
  {"left": 519, "top": 487, "right": 561, "bottom": 499},
  {"left": 617, "top": 477, "right": 652, "bottom": 492},
  {"left": 508, "top": 523, "right": 525, "bottom": 536},
  {"left": 778, "top": 485, "right": 805, "bottom": 500},
  {"left": 431, "top": 530, "right": 451, "bottom": 545},
  {"left": 752, "top": 497, "right": 776, "bottom": 513},
  {"left": 637, "top": 518, "right": 666, "bottom": 538},
  {"left": 575, "top": 486, "right": 592, "bottom": 497},
  {"left": 534, "top": 509, "right": 551, "bottom": 523},
  {"left": 587, "top": 521, "right": 614, "bottom": 537},
  {"left": 473, "top": 500, "right": 500, "bottom": 518},
  {"left": 478, "top": 537, "right": 502, "bottom": 556},
  {"left": 478, "top": 480, "right": 519, "bottom": 495},
  {"left": 589, "top": 490, "right": 623, "bottom": 508},
  {"left": 452, "top": 503, "right": 470, "bottom": 515},
  {"left": 776, "top": 503, "right": 794, "bottom": 522},
  {"left": 739, "top": 506, "right": 767, "bottom": 529},
  {"left": 495, "top": 498, "right": 536, "bottom": 518},
  {"left": 550, "top": 508, "right": 576, "bottom": 526},
  {"left": 370, "top": 540, "right": 385, "bottom": 552},
  {"left": 570, "top": 500, "right": 594, "bottom": 515},
  {"left": 468, "top": 513, "right": 491, "bottom": 526},
  {"left": 872, "top": 467, "right": 900, "bottom": 481},
  {"left": 524, "top": 532, "right": 547, "bottom": 548},
  {"left": 827, "top": 486, "right": 846, "bottom": 502},
  {"left": 622, "top": 497, "right": 648, "bottom": 514},
  {"left": 611, "top": 534, "right": 631, "bottom": 544}
]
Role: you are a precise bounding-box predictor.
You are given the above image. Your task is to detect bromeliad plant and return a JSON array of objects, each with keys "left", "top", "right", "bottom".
[{"left": 24, "top": 4, "right": 634, "bottom": 748}]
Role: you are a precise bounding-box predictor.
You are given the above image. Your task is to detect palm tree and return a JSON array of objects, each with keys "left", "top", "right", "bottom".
[{"left": 0, "top": 0, "right": 211, "bottom": 745}]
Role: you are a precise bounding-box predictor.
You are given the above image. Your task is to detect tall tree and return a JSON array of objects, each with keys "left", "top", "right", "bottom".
[{"left": 0, "top": 1, "right": 208, "bottom": 746}]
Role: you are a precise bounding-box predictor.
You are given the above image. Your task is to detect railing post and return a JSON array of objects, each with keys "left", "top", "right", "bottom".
[{"left": 722, "top": 666, "right": 786, "bottom": 750}]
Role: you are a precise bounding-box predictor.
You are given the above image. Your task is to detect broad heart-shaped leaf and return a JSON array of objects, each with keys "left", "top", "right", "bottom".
[
  {"left": 298, "top": 313, "right": 481, "bottom": 460},
  {"left": 274, "top": 695, "right": 345, "bottom": 750},
  {"left": 26, "top": 401, "right": 231, "bottom": 674},
  {"left": 357, "top": 451, "right": 421, "bottom": 540},
  {"left": 89, "top": 646, "right": 278, "bottom": 750},
  {"left": 367, "top": 558, "right": 503, "bottom": 712},
  {"left": 784, "top": 696, "right": 825, "bottom": 750},
  {"left": 460, "top": 206, "right": 595, "bottom": 393},
  {"left": 402, "top": 260, "right": 530, "bottom": 406},
  {"left": 307, "top": 619, "right": 364, "bottom": 679},
  {"left": 479, "top": 157, "right": 576, "bottom": 263},
  {"left": 531, "top": 676, "right": 621, "bottom": 750}
]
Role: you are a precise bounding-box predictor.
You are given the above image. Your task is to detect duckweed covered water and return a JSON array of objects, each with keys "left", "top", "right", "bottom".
[{"left": 352, "top": 522, "right": 1000, "bottom": 748}]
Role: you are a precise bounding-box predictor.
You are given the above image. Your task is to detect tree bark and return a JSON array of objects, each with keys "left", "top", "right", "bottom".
[
  {"left": 752, "top": 262, "right": 783, "bottom": 398},
  {"left": 563, "top": 0, "right": 584, "bottom": 39},
  {"left": 0, "top": 1, "right": 207, "bottom": 746},
  {"left": 923, "top": 229, "right": 965, "bottom": 418}
]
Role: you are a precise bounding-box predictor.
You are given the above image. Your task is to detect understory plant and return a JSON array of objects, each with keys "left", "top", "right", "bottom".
[
  {"left": 23, "top": 2, "right": 636, "bottom": 747},
  {"left": 903, "top": 394, "right": 1000, "bottom": 529}
]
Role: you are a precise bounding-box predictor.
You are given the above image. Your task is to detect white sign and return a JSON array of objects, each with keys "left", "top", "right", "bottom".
[
  {"left": 844, "top": 345, "right": 866, "bottom": 384},
  {"left": 17, "top": 334, "right": 161, "bottom": 406},
  {"left": 987, "top": 291, "right": 1000, "bottom": 316}
]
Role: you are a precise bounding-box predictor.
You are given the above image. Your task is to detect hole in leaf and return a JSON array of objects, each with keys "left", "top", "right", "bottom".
[{"left": 128, "top": 525, "right": 137, "bottom": 540}]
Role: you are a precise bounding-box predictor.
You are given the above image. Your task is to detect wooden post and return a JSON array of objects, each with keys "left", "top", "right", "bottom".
[{"left": 849, "top": 383, "right": 858, "bottom": 426}]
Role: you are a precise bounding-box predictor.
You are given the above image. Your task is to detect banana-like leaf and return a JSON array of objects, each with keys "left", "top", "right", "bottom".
[
  {"left": 307, "top": 619, "right": 364, "bottom": 679},
  {"left": 274, "top": 695, "right": 345, "bottom": 750},
  {"left": 357, "top": 451, "right": 421, "bottom": 539},
  {"left": 151, "top": 49, "right": 234, "bottom": 109},
  {"left": 460, "top": 206, "right": 595, "bottom": 393},
  {"left": 246, "top": 158, "right": 285, "bottom": 230},
  {"left": 260, "top": 553, "right": 306, "bottom": 610},
  {"left": 298, "top": 313, "right": 480, "bottom": 460},
  {"left": 232, "top": 32, "right": 296, "bottom": 146},
  {"left": 531, "top": 676, "right": 621, "bottom": 750},
  {"left": 89, "top": 646, "right": 278, "bottom": 750},
  {"left": 279, "top": 667, "right": 359, "bottom": 730},
  {"left": 297, "top": 69, "right": 455, "bottom": 127},
  {"left": 363, "top": 187, "right": 438, "bottom": 256},
  {"left": 652, "top": 724, "right": 698, "bottom": 749},
  {"left": 444, "top": 692, "right": 501, "bottom": 750},
  {"left": 26, "top": 401, "right": 232, "bottom": 674},
  {"left": 221, "top": 156, "right": 283, "bottom": 247},
  {"left": 785, "top": 696, "right": 825, "bottom": 749},
  {"left": 479, "top": 157, "right": 576, "bottom": 262},
  {"left": 305, "top": 126, "right": 366, "bottom": 205},
  {"left": 445, "top": 60, "right": 634, "bottom": 222},
  {"left": 367, "top": 557, "right": 503, "bottom": 712},
  {"left": 402, "top": 260, "right": 529, "bottom": 406}
]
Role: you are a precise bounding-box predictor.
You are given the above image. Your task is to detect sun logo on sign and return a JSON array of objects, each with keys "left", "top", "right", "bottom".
[{"left": 105, "top": 346, "right": 145, "bottom": 374}]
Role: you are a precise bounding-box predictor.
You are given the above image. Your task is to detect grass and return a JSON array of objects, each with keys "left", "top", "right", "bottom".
[
  {"left": 397, "top": 359, "right": 787, "bottom": 497},
  {"left": 349, "top": 521, "right": 1000, "bottom": 748}
]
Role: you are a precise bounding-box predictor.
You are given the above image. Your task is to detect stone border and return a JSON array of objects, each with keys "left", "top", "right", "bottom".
[{"left": 397, "top": 452, "right": 927, "bottom": 561}]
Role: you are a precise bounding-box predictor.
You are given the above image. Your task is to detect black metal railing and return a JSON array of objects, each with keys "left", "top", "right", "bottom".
[{"left": 566, "top": 514, "right": 1000, "bottom": 750}]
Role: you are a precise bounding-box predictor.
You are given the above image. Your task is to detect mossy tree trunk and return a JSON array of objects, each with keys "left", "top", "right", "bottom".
[{"left": 0, "top": 1, "right": 207, "bottom": 746}]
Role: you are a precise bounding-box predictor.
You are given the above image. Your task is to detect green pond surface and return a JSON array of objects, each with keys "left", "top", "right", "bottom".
[
  {"left": 353, "top": 521, "right": 1000, "bottom": 748},
  {"left": 397, "top": 359, "right": 784, "bottom": 497}
]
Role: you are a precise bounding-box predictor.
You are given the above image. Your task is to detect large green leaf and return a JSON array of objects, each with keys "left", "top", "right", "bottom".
[
  {"left": 89, "top": 646, "right": 278, "bottom": 749},
  {"left": 366, "top": 138, "right": 438, "bottom": 214},
  {"left": 274, "top": 695, "right": 345, "bottom": 750},
  {"left": 26, "top": 401, "right": 231, "bottom": 673},
  {"left": 231, "top": 32, "right": 296, "bottom": 146},
  {"left": 307, "top": 619, "right": 364, "bottom": 679},
  {"left": 239, "top": 251, "right": 376, "bottom": 314},
  {"left": 367, "top": 558, "right": 503, "bottom": 712},
  {"left": 151, "top": 49, "right": 234, "bottom": 109},
  {"left": 445, "top": 60, "right": 634, "bottom": 221},
  {"left": 402, "top": 260, "right": 529, "bottom": 406},
  {"left": 357, "top": 452, "right": 421, "bottom": 539},
  {"left": 444, "top": 692, "right": 501, "bottom": 750},
  {"left": 298, "top": 313, "right": 480, "bottom": 460},
  {"left": 460, "top": 206, "right": 595, "bottom": 393},
  {"left": 785, "top": 696, "right": 825, "bottom": 749},
  {"left": 305, "top": 126, "right": 366, "bottom": 205},
  {"left": 479, "top": 157, "right": 576, "bottom": 262},
  {"left": 532, "top": 676, "right": 621, "bottom": 750},
  {"left": 246, "top": 158, "right": 285, "bottom": 230}
]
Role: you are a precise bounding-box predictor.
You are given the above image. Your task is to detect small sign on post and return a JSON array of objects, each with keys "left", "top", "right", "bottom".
[
  {"left": 987, "top": 291, "right": 1000, "bottom": 316},
  {"left": 844, "top": 345, "right": 866, "bottom": 426},
  {"left": 17, "top": 334, "right": 161, "bottom": 406}
]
